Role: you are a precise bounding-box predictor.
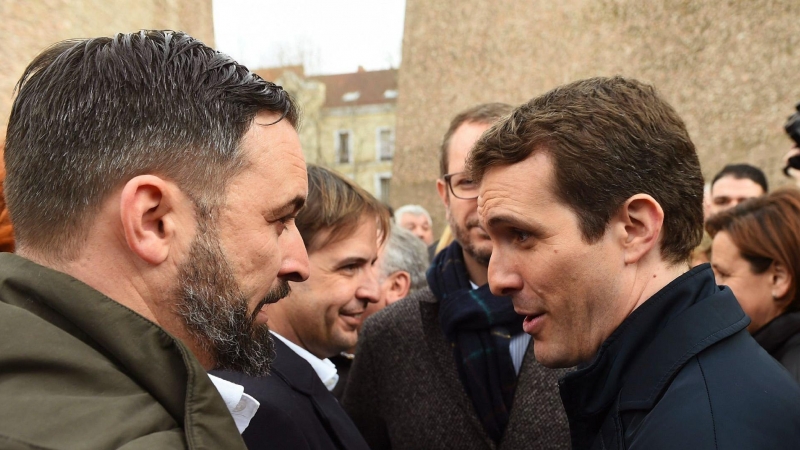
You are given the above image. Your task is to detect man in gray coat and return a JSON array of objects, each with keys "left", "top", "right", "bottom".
[{"left": 342, "top": 104, "right": 570, "bottom": 449}]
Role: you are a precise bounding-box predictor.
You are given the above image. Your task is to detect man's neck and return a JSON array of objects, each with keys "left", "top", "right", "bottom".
[{"left": 627, "top": 259, "right": 691, "bottom": 316}]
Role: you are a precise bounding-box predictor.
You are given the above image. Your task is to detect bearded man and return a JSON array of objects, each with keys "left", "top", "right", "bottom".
[{"left": 0, "top": 31, "right": 309, "bottom": 449}]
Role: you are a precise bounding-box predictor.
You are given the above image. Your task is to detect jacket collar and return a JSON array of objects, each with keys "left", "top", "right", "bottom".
[
  {"left": 558, "top": 264, "right": 749, "bottom": 449},
  {"left": 0, "top": 253, "right": 244, "bottom": 448},
  {"left": 753, "top": 311, "right": 800, "bottom": 355},
  {"left": 270, "top": 337, "right": 370, "bottom": 450}
]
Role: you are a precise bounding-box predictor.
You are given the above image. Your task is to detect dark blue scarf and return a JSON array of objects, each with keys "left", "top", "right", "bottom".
[{"left": 427, "top": 241, "right": 523, "bottom": 443}]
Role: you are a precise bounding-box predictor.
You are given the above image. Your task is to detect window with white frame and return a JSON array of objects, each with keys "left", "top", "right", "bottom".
[
  {"left": 336, "top": 130, "right": 351, "bottom": 163},
  {"left": 377, "top": 127, "right": 394, "bottom": 161},
  {"left": 376, "top": 173, "right": 391, "bottom": 204}
]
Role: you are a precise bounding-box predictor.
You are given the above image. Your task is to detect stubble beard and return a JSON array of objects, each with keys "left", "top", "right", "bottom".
[
  {"left": 449, "top": 215, "right": 492, "bottom": 267},
  {"left": 176, "top": 217, "right": 289, "bottom": 377}
]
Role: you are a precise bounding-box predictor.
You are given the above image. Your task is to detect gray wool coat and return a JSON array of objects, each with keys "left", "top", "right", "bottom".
[{"left": 342, "top": 287, "right": 571, "bottom": 450}]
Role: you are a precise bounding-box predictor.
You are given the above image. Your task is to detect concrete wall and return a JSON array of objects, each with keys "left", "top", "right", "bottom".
[
  {"left": 0, "top": 0, "right": 214, "bottom": 143},
  {"left": 392, "top": 0, "right": 800, "bottom": 235}
]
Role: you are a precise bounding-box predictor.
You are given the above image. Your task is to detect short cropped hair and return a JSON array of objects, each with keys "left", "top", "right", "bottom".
[
  {"left": 379, "top": 224, "right": 429, "bottom": 292},
  {"left": 706, "top": 188, "right": 800, "bottom": 310},
  {"left": 440, "top": 103, "right": 513, "bottom": 176},
  {"left": 394, "top": 204, "right": 432, "bottom": 226},
  {"left": 468, "top": 76, "right": 704, "bottom": 265},
  {"left": 711, "top": 164, "right": 769, "bottom": 193},
  {"left": 297, "top": 165, "right": 391, "bottom": 253},
  {"left": 4, "top": 30, "right": 296, "bottom": 260}
]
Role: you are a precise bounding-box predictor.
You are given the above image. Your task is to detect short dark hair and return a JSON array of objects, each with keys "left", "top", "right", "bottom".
[
  {"left": 297, "top": 165, "right": 391, "bottom": 253},
  {"left": 439, "top": 103, "right": 513, "bottom": 176},
  {"left": 468, "top": 76, "right": 703, "bottom": 265},
  {"left": 706, "top": 188, "right": 800, "bottom": 310},
  {"left": 4, "top": 30, "right": 297, "bottom": 260},
  {"left": 711, "top": 164, "right": 768, "bottom": 193}
]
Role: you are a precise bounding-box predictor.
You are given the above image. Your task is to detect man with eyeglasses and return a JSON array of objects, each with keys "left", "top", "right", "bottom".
[{"left": 342, "top": 104, "right": 570, "bottom": 449}]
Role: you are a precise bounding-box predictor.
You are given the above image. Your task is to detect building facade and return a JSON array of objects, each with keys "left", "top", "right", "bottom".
[
  {"left": 391, "top": 0, "right": 800, "bottom": 235},
  {"left": 259, "top": 67, "right": 398, "bottom": 203}
]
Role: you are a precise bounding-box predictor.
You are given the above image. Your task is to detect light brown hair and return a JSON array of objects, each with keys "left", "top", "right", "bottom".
[
  {"left": 439, "top": 103, "right": 513, "bottom": 176},
  {"left": 297, "top": 165, "right": 391, "bottom": 253},
  {"left": 467, "top": 76, "right": 704, "bottom": 265},
  {"left": 706, "top": 188, "right": 800, "bottom": 310}
]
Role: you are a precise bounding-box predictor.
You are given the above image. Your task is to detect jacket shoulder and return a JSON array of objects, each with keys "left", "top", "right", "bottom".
[
  {"left": 364, "top": 288, "right": 429, "bottom": 327},
  {"left": 0, "top": 302, "right": 188, "bottom": 449},
  {"left": 626, "top": 331, "right": 800, "bottom": 449}
]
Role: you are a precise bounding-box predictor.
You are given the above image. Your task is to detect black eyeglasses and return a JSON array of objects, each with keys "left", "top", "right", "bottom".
[{"left": 443, "top": 172, "right": 478, "bottom": 200}]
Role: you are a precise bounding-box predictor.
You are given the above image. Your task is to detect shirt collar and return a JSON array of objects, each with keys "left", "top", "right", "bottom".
[
  {"left": 207, "top": 373, "right": 260, "bottom": 434},
  {"left": 271, "top": 332, "right": 340, "bottom": 391}
]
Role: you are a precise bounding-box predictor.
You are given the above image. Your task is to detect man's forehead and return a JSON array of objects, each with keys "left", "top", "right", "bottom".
[
  {"left": 711, "top": 176, "right": 763, "bottom": 196},
  {"left": 401, "top": 213, "right": 428, "bottom": 223}
]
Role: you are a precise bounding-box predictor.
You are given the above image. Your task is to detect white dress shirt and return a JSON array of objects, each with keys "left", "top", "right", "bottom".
[
  {"left": 207, "top": 373, "right": 260, "bottom": 433},
  {"left": 271, "top": 331, "right": 340, "bottom": 391}
]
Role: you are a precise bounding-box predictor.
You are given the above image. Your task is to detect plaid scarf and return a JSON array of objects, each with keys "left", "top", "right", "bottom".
[{"left": 427, "top": 241, "right": 523, "bottom": 444}]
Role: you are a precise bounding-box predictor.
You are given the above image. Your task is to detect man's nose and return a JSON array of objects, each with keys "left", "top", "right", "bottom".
[
  {"left": 278, "top": 227, "right": 309, "bottom": 282},
  {"left": 356, "top": 264, "right": 381, "bottom": 304}
]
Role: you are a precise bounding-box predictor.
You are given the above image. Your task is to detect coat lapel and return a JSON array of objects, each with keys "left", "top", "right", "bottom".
[
  {"left": 270, "top": 338, "right": 369, "bottom": 450},
  {"left": 419, "top": 297, "right": 495, "bottom": 448}
]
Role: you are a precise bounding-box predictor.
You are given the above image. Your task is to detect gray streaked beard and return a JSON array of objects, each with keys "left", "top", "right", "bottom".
[{"left": 176, "top": 216, "right": 288, "bottom": 377}]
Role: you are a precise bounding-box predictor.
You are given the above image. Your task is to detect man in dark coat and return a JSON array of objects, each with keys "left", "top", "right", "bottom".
[
  {"left": 468, "top": 76, "right": 800, "bottom": 449},
  {"left": 0, "top": 31, "right": 311, "bottom": 448},
  {"left": 343, "top": 104, "right": 571, "bottom": 450},
  {"left": 214, "top": 165, "right": 390, "bottom": 450}
]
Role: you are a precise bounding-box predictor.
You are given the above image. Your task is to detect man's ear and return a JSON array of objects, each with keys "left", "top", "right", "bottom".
[
  {"left": 385, "top": 271, "right": 412, "bottom": 304},
  {"left": 614, "top": 194, "right": 664, "bottom": 265},
  {"left": 437, "top": 178, "right": 450, "bottom": 210},
  {"left": 771, "top": 261, "right": 792, "bottom": 303},
  {"left": 119, "top": 175, "right": 186, "bottom": 265}
]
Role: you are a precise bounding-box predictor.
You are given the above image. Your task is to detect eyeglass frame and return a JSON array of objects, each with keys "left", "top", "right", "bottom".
[{"left": 442, "top": 171, "right": 479, "bottom": 200}]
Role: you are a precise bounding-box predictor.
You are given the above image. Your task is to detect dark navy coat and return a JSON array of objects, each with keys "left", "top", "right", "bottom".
[
  {"left": 212, "top": 338, "right": 369, "bottom": 450},
  {"left": 560, "top": 265, "right": 800, "bottom": 450}
]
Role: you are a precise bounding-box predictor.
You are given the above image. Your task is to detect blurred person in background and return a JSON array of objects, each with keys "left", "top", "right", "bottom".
[
  {"left": 395, "top": 204, "right": 435, "bottom": 246},
  {"left": 707, "top": 163, "right": 768, "bottom": 217},
  {"left": 331, "top": 223, "right": 429, "bottom": 399},
  {"left": 707, "top": 188, "right": 800, "bottom": 384},
  {"left": 692, "top": 163, "right": 768, "bottom": 266}
]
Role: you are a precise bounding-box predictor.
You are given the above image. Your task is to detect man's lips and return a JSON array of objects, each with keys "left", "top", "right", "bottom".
[
  {"left": 339, "top": 310, "right": 365, "bottom": 327},
  {"left": 522, "top": 312, "right": 546, "bottom": 335}
]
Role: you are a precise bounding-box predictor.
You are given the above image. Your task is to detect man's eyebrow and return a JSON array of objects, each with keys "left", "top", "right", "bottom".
[
  {"left": 275, "top": 195, "right": 306, "bottom": 216},
  {"left": 486, "top": 213, "right": 526, "bottom": 229},
  {"left": 336, "top": 256, "right": 370, "bottom": 267},
  {"left": 486, "top": 213, "right": 546, "bottom": 237}
]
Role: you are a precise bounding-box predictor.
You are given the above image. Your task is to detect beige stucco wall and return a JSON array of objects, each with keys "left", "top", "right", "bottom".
[
  {"left": 392, "top": 0, "right": 800, "bottom": 235},
  {"left": 0, "top": 0, "right": 214, "bottom": 143}
]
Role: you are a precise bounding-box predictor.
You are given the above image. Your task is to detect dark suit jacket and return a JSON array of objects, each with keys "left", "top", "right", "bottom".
[
  {"left": 342, "top": 287, "right": 571, "bottom": 450},
  {"left": 212, "top": 338, "right": 369, "bottom": 450}
]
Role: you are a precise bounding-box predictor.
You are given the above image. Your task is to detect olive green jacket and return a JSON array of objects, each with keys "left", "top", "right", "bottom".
[{"left": 0, "top": 253, "right": 247, "bottom": 450}]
